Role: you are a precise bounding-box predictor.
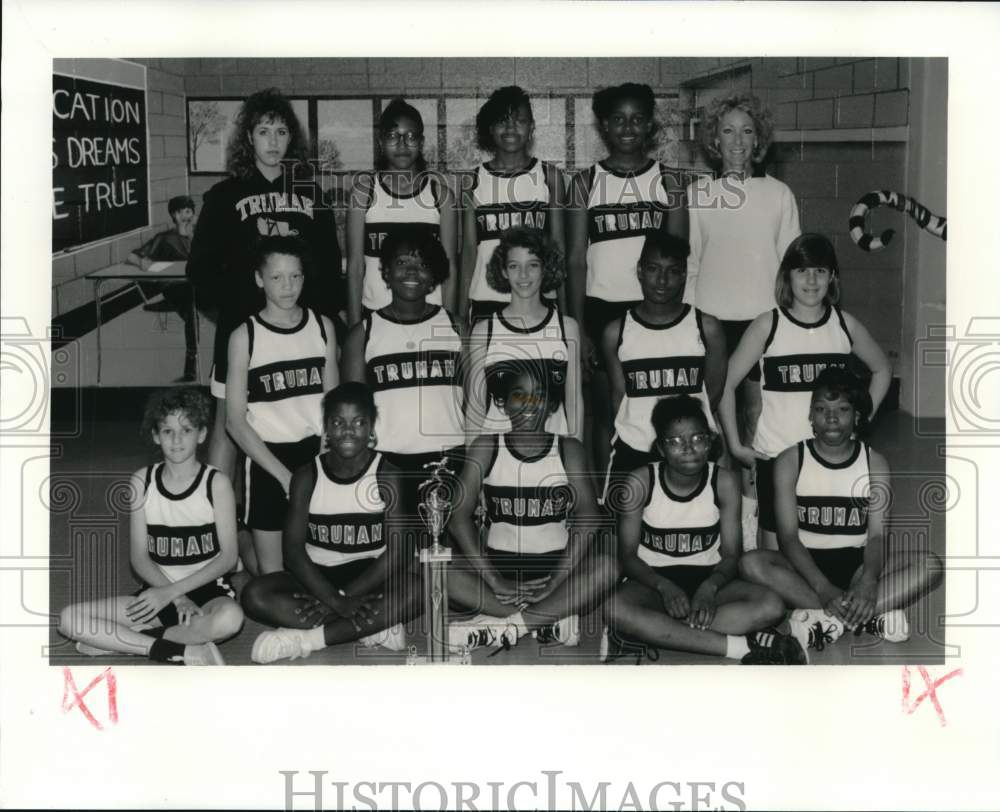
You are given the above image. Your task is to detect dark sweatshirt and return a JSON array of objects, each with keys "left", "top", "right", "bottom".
[{"left": 186, "top": 166, "right": 342, "bottom": 382}]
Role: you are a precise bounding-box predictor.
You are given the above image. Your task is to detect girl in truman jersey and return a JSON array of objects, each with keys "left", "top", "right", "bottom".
[
  {"left": 464, "top": 228, "right": 583, "bottom": 444},
  {"left": 718, "top": 234, "right": 891, "bottom": 552},
  {"left": 342, "top": 225, "right": 465, "bottom": 518},
  {"left": 225, "top": 237, "right": 338, "bottom": 575},
  {"left": 566, "top": 82, "right": 686, "bottom": 474},
  {"left": 606, "top": 396, "right": 803, "bottom": 665},
  {"left": 242, "top": 383, "right": 421, "bottom": 663},
  {"left": 601, "top": 231, "right": 726, "bottom": 505},
  {"left": 461, "top": 86, "right": 566, "bottom": 325},
  {"left": 346, "top": 98, "right": 459, "bottom": 325},
  {"left": 446, "top": 360, "right": 618, "bottom": 654},
  {"left": 58, "top": 388, "right": 242, "bottom": 665},
  {"left": 739, "top": 369, "right": 943, "bottom": 662}
]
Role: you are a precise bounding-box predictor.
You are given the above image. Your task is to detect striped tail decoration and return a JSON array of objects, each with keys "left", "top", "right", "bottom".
[{"left": 849, "top": 190, "right": 947, "bottom": 252}]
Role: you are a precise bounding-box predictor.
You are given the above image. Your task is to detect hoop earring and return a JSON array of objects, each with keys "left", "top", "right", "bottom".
[{"left": 368, "top": 432, "right": 378, "bottom": 449}]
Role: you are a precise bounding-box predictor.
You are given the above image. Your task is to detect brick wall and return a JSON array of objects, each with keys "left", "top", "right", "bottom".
[{"left": 51, "top": 59, "right": 189, "bottom": 319}]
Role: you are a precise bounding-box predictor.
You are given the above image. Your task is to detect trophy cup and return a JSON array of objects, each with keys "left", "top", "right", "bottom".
[{"left": 408, "top": 458, "right": 463, "bottom": 664}]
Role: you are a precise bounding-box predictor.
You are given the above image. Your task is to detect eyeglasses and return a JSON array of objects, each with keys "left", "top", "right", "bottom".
[
  {"left": 383, "top": 131, "right": 422, "bottom": 146},
  {"left": 662, "top": 433, "right": 713, "bottom": 451}
]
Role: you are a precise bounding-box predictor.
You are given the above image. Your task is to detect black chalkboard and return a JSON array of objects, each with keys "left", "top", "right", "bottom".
[{"left": 52, "top": 74, "right": 149, "bottom": 253}]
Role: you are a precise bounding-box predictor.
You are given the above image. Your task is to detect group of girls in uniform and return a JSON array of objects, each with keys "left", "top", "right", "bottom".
[{"left": 58, "top": 82, "right": 941, "bottom": 665}]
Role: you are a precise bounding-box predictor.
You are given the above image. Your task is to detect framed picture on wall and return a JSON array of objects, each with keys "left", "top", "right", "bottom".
[{"left": 186, "top": 97, "right": 309, "bottom": 174}]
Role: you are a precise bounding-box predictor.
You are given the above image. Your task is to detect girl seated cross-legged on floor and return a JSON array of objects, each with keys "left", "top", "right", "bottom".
[
  {"left": 242, "top": 383, "right": 422, "bottom": 663},
  {"left": 605, "top": 395, "right": 805, "bottom": 665},
  {"left": 739, "top": 368, "right": 943, "bottom": 660},
  {"left": 446, "top": 358, "right": 619, "bottom": 654},
  {"left": 58, "top": 388, "right": 243, "bottom": 666}
]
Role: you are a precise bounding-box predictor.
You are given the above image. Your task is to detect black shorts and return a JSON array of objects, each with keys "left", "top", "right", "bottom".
[
  {"left": 584, "top": 297, "right": 640, "bottom": 368},
  {"left": 468, "top": 300, "right": 506, "bottom": 329},
  {"left": 382, "top": 445, "right": 465, "bottom": 518},
  {"left": 316, "top": 558, "right": 379, "bottom": 591},
  {"left": 601, "top": 437, "right": 658, "bottom": 508},
  {"left": 651, "top": 564, "right": 714, "bottom": 599},
  {"left": 755, "top": 456, "right": 777, "bottom": 533},
  {"left": 720, "top": 319, "right": 761, "bottom": 383},
  {"left": 135, "top": 576, "right": 236, "bottom": 628},
  {"left": 808, "top": 546, "right": 864, "bottom": 592},
  {"left": 487, "top": 548, "right": 566, "bottom": 584},
  {"left": 244, "top": 435, "right": 322, "bottom": 531}
]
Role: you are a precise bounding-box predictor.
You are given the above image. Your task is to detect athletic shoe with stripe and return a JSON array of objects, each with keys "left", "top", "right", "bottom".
[
  {"left": 741, "top": 628, "right": 806, "bottom": 665},
  {"left": 251, "top": 628, "right": 313, "bottom": 663},
  {"left": 856, "top": 610, "right": 910, "bottom": 643},
  {"left": 787, "top": 608, "right": 845, "bottom": 663},
  {"left": 533, "top": 615, "right": 580, "bottom": 647},
  {"left": 361, "top": 623, "right": 407, "bottom": 651},
  {"left": 448, "top": 615, "right": 519, "bottom": 653}
]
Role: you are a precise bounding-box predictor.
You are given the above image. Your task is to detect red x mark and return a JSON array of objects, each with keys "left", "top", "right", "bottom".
[
  {"left": 902, "top": 665, "right": 963, "bottom": 726},
  {"left": 61, "top": 667, "right": 118, "bottom": 731}
]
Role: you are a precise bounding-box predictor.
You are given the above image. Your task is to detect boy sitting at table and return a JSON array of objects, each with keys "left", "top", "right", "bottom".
[{"left": 127, "top": 194, "right": 199, "bottom": 382}]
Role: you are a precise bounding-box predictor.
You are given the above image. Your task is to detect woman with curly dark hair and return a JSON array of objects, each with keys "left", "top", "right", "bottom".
[
  {"left": 686, "top": 91, "right": 801, "bottom": 548},
  {"left": 463, "top": 227, "right": 582, "bottom": 443},
  {"left": 187, "top": 88, "right": 342, "bottom": 485},
  {"left": 461, "top": 86, "right": 566, "bottom": 326}
]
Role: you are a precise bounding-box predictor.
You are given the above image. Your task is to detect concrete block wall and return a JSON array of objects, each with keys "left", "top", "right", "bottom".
[
  {"left": 742, "top": 57, "right": 911, "bottom": 360},
  {"left": 52, "top": 59, "right": 189, "bottom": 319},
  {"left": 54, "top": 57, "right": 934, "bottom": 399}
]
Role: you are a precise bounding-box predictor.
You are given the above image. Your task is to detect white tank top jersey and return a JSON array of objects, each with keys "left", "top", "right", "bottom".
[
  {"left": 483, "top": 434, "right": 572, "bottom": 554},
  {"left": 795, "top": 440, "right": 870, "bottom": 550},
  {"left": 244, "top": 308, "right": 327, "bottom": 444},
  {"left": 363, "top": 307, "right": 465, "bottom": 455},
  {"left": 638, "top": 461, "right": 722, "bottom": 568},
  {"left": 143, "top": 463, "right": 222, "bottom": 583},
  {"left": 305, "top": 452, "right": 388, "bottom": 567},
  {"left": 613, "top": 305, "right": 717, "bottom": 452},
  {"left": 363, "top": 175, "right": 443, "bottom": 311},
  {"left": 483, "top": 306, "right": 570, "bottom": 436},
  {"left": 753, "top": 305, "right": 853, "bottom": 458},
  {"left": 585, "top": 159, "right": 674, "bottom": 302},
  {"left": 469, "top": 158, "right": 553, "bottom": 304}
]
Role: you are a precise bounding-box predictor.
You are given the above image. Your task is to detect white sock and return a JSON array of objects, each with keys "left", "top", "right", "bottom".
[
  {"left": 725, "top": 635, "right": 750, "bottom": 660},
  {"left": 304, "top": 626, "right": 326, "bottom": 651},
  {"left": 505, "top": 611, "right": 529, "bottom": 637}
]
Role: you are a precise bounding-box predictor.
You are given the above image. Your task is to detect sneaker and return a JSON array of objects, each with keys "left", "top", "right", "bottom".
[
  {"left": 183, "top": 642, "right": 225, "bottom": 666},
  {"left": 741, "top": 628, "right": 807, "bottom": 665},
  {"left": 448, "top": 615, "right": 519, "bottom": 654},
  {"left": 599, "top": 625, "right": 658, "bottom": 665},
  {"left": 787, "top": 609, "right": 846, "bottom": 663},
  {"left": 856, "top": 610, "right": 910, "bottom": 643},
  {"left": 361, "top": 623, "right": 407, "bottom": 651},
  {"left": 534, "top": 615, "right": 580, "bottom": 647},
  {"left": 251, "top": 628, "right": 313, "bottom": 664}
]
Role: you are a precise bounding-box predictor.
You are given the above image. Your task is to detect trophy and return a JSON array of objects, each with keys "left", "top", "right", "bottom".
[{"left": 408, "top": 457, "right": 463, "bottom": 664}]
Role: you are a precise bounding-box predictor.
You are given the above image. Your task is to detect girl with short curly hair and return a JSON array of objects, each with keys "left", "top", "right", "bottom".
[{"left": 464, "top": 227, "right": 582, "bottom": 444}]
